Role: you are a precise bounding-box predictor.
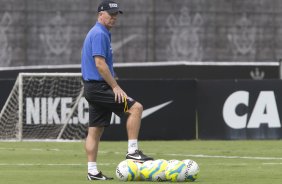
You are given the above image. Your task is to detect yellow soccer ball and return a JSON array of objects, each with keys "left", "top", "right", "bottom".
[
  {"left": 116, "top": 159, "right": 139, "bottom": 181},
  {"left": 165, "top": 160, "right": 188, "bottom": 182},
  {"left": 140, "top": 159, "right": 168, "bottom": 181},
  {"left": 134, "top": 161, "right": 143, "bottom": 181},
  {"left": 182, "top": 159, "right": 200, "bottom": 182}
]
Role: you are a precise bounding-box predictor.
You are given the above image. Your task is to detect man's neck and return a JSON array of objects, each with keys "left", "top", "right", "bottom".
[{"left": 98, "top": 20, "right": 111, "bottom": 30}]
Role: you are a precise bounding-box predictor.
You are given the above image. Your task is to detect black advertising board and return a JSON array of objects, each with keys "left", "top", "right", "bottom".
[
  {"left": 197, "top": 80, "right": 282, "bottom": 139},
  {"left": 101, "top": 80, "right": 197, "bottom": 140},
  {"left": 0, "top": 62, "right": 279, "bottom": 80},
  {"left": 0, "top": 79, "right": 15, "bottom": 110},
  {"left": 115, "top": 64, "right": 279, "bottom": 80},
  {"left": 4, "top": 75, "right": 282, "bottom": 140},
  {"left": 17, "top": 79, "right": 196, "bottom": 140}
]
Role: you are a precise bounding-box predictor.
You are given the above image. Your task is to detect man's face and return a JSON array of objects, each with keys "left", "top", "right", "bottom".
[{"left": 99, "top": 11, "right": 119, "bottom": 29}]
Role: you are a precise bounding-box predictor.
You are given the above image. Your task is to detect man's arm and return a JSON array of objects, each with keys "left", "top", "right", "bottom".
[{"left": 95, "top": 56, "right": 127, "bottom": 103}]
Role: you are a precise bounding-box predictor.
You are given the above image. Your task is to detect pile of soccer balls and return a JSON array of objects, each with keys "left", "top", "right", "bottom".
[{"left": 116, "top": 159, "right": 200, "bottom": 182}]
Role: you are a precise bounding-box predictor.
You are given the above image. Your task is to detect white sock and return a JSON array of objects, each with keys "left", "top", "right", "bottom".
[
  {"left": 128, "top": 139, "right": 138, "bottom": 154},
  {"left": 88, "top": 162, "right": 99, "bottom": 175}
]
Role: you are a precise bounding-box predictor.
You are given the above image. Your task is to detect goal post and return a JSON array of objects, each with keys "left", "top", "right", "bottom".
[
  {"left": 0, "top": 73, "right": 88, "bottom": 141},
  {"left": 0, "top": 77, "right": 20, "bottom": 140}
]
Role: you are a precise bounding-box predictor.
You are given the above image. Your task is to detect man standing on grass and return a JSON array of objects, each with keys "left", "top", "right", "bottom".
[{"left": 81, "top": 0, "right": 153, "bottom": 180}]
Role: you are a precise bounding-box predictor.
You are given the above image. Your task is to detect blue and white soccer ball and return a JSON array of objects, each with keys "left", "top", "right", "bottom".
[
  {"left": 165, "top": 160, "right": 188, "bottom": 182},
  {"left": 133, "top": 161, "right": 143, "bottom": 181},
  {"left": 140, "top": 159, "right": 168, "bottom": 181},
  {"left": 182, "top": 159, "right": 200, "bottom": 182},
  {"left": 139, "top": 160, "right": 154, "bottom": 181},
  {"left": 115, "top": 159, "right": 139, "bottom": 181}
]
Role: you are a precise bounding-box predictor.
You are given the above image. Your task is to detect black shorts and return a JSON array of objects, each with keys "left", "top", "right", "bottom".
[{"left": 83, "top": 80, "right": 136, "bottom": 127}]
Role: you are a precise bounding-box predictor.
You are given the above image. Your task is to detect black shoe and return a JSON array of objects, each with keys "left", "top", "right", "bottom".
[
  {"left": 87, "top": 171, "right": 113, "bottom": 180},
  {"left": 126, "top": 150, "right": 154, "bottom": 162}
]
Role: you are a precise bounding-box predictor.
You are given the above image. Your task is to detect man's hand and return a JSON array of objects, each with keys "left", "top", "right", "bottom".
[{"left": 113, "top": 85, "right": 127, "bottom": 103}]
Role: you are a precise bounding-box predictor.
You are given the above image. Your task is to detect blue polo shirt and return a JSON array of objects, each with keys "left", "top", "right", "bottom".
[{"left": 81, "top": 22, "right": 114, "bottom": 81}]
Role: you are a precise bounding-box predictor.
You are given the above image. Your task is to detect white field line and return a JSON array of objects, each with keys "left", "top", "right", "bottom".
[
  {"left": 211, "top": 163, "right": 248, "bottom": 166},
  {"left": 163, "top": 153, "right": 282, "bottom": 160},
  {"left": 101, "top": 152, "right": 282, "bottom": 161},
  {"left": 1, "top": 162, "right": 282, "bottom": 167},
  {"left": 0, "top": 147, "right": 60, "bottom": 151},
  {"left": 0, "top": 163, "right": 84, "bottom": 166},
  {"left": 1, "top": 146, "right": 282, "bottom": 160},
  {"left": 1, "top": 162, "right": 281, "bottom": 167},
  {"left": 0, "top": 163, "right": 115, "bottom": 166},
  {"left": 262, "top": 163, "right": 282, "bottom": 165}
]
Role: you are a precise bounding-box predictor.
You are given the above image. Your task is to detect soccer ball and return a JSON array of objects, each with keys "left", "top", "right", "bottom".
[
  {"left": 115, "top": 159, "right": 139, "bottom": 181},
  {"left": 139, "top": 160, "right": 154, "bottom": 181},
  {"left": 165, "top": 160, "right": 188, "bottom": 182},
  {"left": 134, "top": 161, "right": 142, "bottom": 181},
  {"left": 140, "top": 159, "right": 168, "bottom": 181},
  {"left": 182, "top": 159, "right": 200, "bottom": 182},
  {"left": 151, "top": 159, "right": 168, "bottom": 181}
]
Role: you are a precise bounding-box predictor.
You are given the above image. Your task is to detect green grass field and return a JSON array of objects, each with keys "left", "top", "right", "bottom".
[{"left": 0, "top": 140, "right": 282, "bottom": 184}]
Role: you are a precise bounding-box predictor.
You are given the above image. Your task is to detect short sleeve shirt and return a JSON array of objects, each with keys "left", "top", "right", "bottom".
[{"left": 81, "top": 22, "right": 114, "bottom": 81}]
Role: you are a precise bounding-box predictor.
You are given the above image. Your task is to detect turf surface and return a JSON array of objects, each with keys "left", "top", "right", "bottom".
[{"left": 0, "top": 140, "right": 281, "bottom": 184}]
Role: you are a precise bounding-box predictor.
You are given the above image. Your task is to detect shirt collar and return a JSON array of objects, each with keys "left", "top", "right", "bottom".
[{"left": 96, "top": 22, "right": 110, "bottom": 35}]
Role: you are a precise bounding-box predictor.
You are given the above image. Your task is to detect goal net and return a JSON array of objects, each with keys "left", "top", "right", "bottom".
[{"left": 0, "top": 73, "right": 88, "bottom": 140}]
